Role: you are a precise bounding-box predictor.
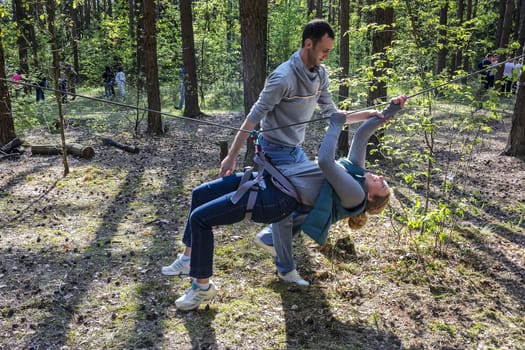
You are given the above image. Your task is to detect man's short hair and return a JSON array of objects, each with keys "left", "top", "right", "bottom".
[{"left": 302, "top": 19, "right": 335, "bottom": 47}]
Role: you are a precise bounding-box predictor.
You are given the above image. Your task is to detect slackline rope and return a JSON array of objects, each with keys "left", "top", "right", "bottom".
[
  {"left": 263, "top": 53, "right": 525, "bottom": 132},
  {"left": 2, "top": 53, "right": 524, "bottom": 135}
]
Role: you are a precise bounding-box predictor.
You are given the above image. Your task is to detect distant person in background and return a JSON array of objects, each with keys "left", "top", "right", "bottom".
[
  {"left": 501, "top": 58, "right": 515, "bottom": 96},
  {"left": 115, "top": 66, "right": 126, "bottom": 101},
  {"left": 175, "top": 65, "right": 185, "bottom": 110},
  {"left": 64, "top": 64, "right": 78, "bottom": 101},
  {"left": 489, "top": 54, "right": 498, "bottom": 88},
  {"left": 12, "top": 70, "right": 22, "bottom": 98},
  {"left": 58, "top": 73, "right": 68, "bottom": 103},
  {"left": 35, "top": 76, "right": 48, "bottom": 102},
  {"left": 102, "top": 66, "right": 114, "bottom": 99},
  {"left": 479, "top": 53, "right": 495, "bottom": 89},
  {"left": 512, "top": 58, "right": 522, "bottom": 93}
]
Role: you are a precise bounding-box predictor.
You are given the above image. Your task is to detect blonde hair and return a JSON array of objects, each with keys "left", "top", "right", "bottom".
[{"left": 347, "top": 190, "right": 391, "bottom": 230}]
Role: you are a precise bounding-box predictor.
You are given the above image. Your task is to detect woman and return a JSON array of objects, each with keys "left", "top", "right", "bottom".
[
  {"left": 255, "top": 95, "right": 407, "bottom": 286},
  {"left": 165, "top": 96, "right": 407, "bottom": 311}
]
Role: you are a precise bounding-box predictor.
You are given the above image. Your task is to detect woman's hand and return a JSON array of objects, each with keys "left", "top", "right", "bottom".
[
  {"left": 381, "top": 95, "right": 408, "bottom": 120},
  {"left": 342, "top": 95, "right": 407, "bottom": 124},
  {"left": 392, "top": 95, "right": 408, "bottom": 107}
]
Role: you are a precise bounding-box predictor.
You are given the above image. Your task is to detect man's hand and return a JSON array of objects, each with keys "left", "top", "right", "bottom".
[
  {"left": 219, "top": 155, "right": 236, "bottom": 177},
  {"left": 344, "top": 109, "right": 382, "bottom": 123}
]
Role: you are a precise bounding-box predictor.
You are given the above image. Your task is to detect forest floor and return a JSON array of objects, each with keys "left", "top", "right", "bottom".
[{"left": 0, "top": 94, "right": 524, "bottom": 350}]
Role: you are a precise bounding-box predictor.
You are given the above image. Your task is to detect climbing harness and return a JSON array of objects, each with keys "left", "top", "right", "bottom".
[{"left": 230, "top": 130, "right": 300, "bottom": 219}]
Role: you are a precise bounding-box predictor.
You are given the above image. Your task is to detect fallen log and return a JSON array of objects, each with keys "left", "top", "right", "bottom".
[
  {"left": 31, "top": 143, "right": 95, "bottom": 159},
  {"left": 0, "top": 153, "right": 20, "bottom": 161},
  {"left": 0, "top": 137, "right": 22, "bottom": 153},
  {"left": 101, "top": 137, "right": 140, "bottom": 154},
  {"left": 66, "top": 143, "right": 95, "bottom": 159}
]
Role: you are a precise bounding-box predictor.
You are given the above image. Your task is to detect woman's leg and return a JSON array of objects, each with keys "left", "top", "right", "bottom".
[
  {"left": 176, "top": 180, "right": 297, "bottom": 310},
  {"left": 188, "top": 192, "right": 249, "bottom": 279},
  {"left": 181, "top": 174, "right": 244, "bottom": 248},
  {"left": 161, "top": 173, "right": 243, "bottom": 276},
  {"left": 189, "top": 178, "right": 298, "bottom": 279},
  {"left": 162, "top": 174, "right": 243, "bottom": 276}
]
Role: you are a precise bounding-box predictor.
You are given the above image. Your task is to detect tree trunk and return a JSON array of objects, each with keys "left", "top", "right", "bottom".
[
  {"left": 143, "top": 0, "right": 162, "bottom": 135},
  {"left": 338, "top": 0, "right": 350, "bottom": 102},
  {"left": 239, "top": 0, "right": 268, "bottom": 166},
  {"left": 128, "top": 0, "right": 135, "bottom": 39},
  {"left": 135, "top": 0, "right": 146, "bottom": 106},
  {"left": 0, "top": 138, "right": 22, "bottom": 153},
  {"left": 436, "top": 1, "right": 449, "bottom": 74},
  {"left": 180, "top": 0, "right": 201, "bottom": 117},
  {"left": 494, "top": 0, "right": 506, "bottom": 49},
  {"left": 454, "top": 0, "right": 465, "bottom": 74},
  {"left": 462, "top": 0, "right": 473, "bottom": 76},
  {"left": 71, "top": 3, "right": 81, "bottom": 79},
  {"left": 46, "top": 0, "right": 69, "bottom": 176},
  {"left": 307, "top": 0, "right": 316, "bottom": 16},
  {"left": 367, "top": 3, "right": 393, "bottom": 106},
  {"left": 102, "top": 138, "right": 140, "bottom": 154},
  {"left": 13, "top": 0, "right": 30, "bottom": 76},
  {"left": 367, "top": 2, "right": 394, "bottom": 160},
  {"left": 495, "top": 0, "right": 514, "bottom": 86},
  {"left": 0, "top": 25, "right": 15, "bottom": 146},
  {"left": 518, "top": 0, "right": 525, "bottom": 53},
  {"left": 504, "top": 71, "right": 525, "bottom": 156},
  {"left": 316, "top": 0, "right": 323, "bottom": 19},
  {"left": 337, "top": 0, "right": 350, "bottom": 157},
  {"left": 499, "top": 0, "right": 514, "bottom": 49}
]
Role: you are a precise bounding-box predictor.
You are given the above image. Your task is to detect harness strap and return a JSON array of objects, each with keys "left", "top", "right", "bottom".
[
  {"left": 253, "top": 153, "right": 299, "bottom": 200},
  {"left": 230, "top": 131, "right": 300, "bottom": 217},
  {"left": 230, "top": 167, "right": 261, "bottom": 206}
]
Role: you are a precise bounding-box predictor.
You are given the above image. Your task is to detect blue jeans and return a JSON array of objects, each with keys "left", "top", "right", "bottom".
[
  {"left": 181, "top": 173, "right": 299, "bottom": 279},
  {"left": 259, "top": 137, "right": 308, "bottom": 164},
  {"left": 104, "top": 81, "right": 113, "bottom": 97},
  {"left": 177, "top": 82, "right": 185, "bottom": 109},
  {"left": 258, "top": 138, "right": 309, "bottom": 274}
]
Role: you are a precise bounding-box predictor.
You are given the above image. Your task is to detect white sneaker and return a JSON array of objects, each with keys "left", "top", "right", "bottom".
[
  {"left": 161, "top": 253, "right": 190, "bottom": 276},
  {"left": 175, "top": 280, "right": 217, "bottom": 311},
  {"left": 278, "top": 269, "right": 310, "bottom": 286},
  {"left": 254, "top": 230, "right": 277, "bottom": 256}
]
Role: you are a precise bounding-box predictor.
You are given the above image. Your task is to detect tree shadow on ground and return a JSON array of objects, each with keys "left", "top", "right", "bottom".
[
  {"left": 269, "top": 239, "right": 403, "bottom": 349},
  {"left": 18, "top": 163, "right": 148, "bottom": 348}
]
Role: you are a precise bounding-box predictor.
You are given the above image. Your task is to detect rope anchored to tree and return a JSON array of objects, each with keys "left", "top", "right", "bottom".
[{"left": 1, "top": 53, "right": 524, "bottom": 135}]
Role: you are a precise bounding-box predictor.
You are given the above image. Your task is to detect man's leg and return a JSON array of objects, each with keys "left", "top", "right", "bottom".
[
  {"left": 255, "top": 210, "right": 307, "bottom": 253},
  {"left": 271, "top": 215, "right": 309, "bottom": 286}
]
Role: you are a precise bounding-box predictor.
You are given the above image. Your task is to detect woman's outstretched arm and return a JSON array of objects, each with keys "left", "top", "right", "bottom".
[
  {"left": 348, "top": 97, "right": 406, "bottom": 167},
  {"left": 318, "top": 113, "right": 366, "bottom": 209},
  {"left": 318, "top": 96, "right": 407, "bottom": 209}
]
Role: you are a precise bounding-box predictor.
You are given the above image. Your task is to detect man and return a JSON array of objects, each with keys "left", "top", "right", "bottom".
[
  {"left": 479, "top": 53, "right": 497, "bottom": 90},
  {"left": 163, "top": 19, "right": 358, "bottom": 288},
  {"left": 218, "top": 19, "right": 341, "bottom": 286}
]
